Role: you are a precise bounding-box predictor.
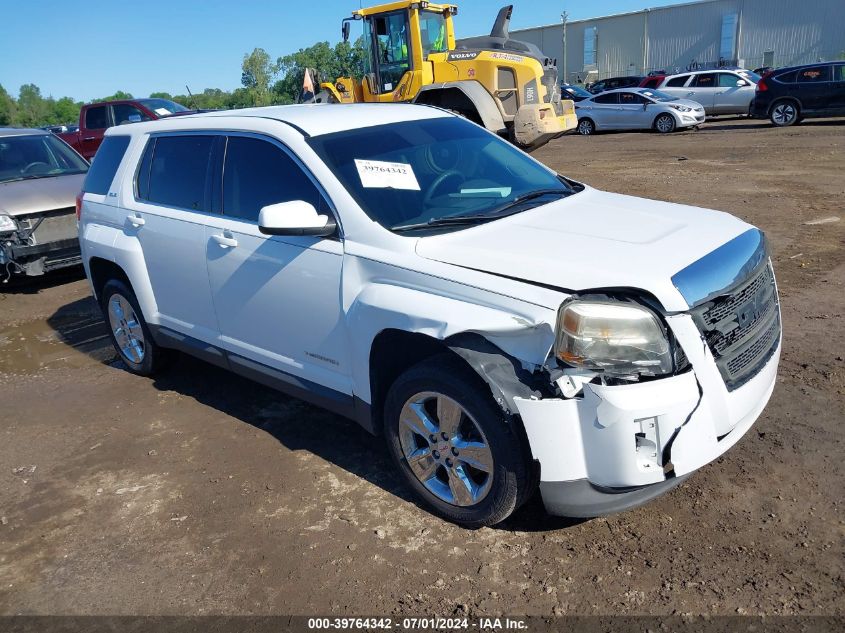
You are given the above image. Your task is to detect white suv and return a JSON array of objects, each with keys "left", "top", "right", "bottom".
[
  {"left": 79, "top": 104, "right": 781, "bottom": 527},
  {"left": 658, "top": 69, "right": 761, "bottom": 115}
]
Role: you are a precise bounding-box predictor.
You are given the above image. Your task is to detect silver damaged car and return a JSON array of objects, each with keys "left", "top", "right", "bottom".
[
  {"left": 0, "top": 128, "right": 88, "bottom": 279},
  {"left": 574, "top": 88, "right": 706, "bottom": 135}
]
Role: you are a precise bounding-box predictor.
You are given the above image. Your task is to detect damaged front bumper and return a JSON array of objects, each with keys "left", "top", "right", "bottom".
[
  {"left": 514, "top": 313, "right": 780, "bottom": 518},
  {"left": 0, "top": 210, "right": 81, "bottom": 278}
]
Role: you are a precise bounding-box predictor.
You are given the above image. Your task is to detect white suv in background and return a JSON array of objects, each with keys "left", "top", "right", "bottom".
[
  {"left": 658, "top": 69, "right": 761, "bottom": 115},
  {"left": 78, "top": 104, "right": 781, "bottom": 527}
]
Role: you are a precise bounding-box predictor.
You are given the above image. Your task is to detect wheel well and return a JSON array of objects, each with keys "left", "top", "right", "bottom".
[
  {"left": 653, "top": 112, "right": 674, "bottom": 128},
  {"left": 88, "top": 257, "right": 131, "bottom": 301},
  {"left": 579, "top": 117, "right": 594, "bottom": 128},
  {"left": 415, "top": 88, "right": 483, "bottom": 125}
]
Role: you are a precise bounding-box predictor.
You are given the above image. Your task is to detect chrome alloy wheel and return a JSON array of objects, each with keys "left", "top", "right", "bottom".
[
  {"left": 398, "top": 392, "right": 494, "bottom": 507},
  {"left": 655, "top": 114, "right": 675, "bottom": 133},
  {"left": 577, "top": 119, "right": 594, "bottom": 135},
  {"left": 772, "top": 102, "right": 797, "bottom": 125},
  {"left": 107, "top": 294, "right": 145, "bottom": 364}
]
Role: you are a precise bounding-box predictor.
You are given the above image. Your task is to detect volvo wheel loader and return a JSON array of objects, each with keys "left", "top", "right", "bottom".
[{"left": 309, "top": 1, "right": 577, "bottom": 151}]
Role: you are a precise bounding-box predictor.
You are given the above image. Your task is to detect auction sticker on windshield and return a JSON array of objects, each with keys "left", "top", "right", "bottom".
[{"left": 354, "top": 159, "right": 420, "bottom": 191}]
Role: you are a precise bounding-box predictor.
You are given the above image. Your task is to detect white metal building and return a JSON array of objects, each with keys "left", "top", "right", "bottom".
[{"left": 508, "top": 0, "right": 845, "bottom": 83}]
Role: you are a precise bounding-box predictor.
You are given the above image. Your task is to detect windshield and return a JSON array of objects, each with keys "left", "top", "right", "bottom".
[
  {"left": 737, "top": 69, "right": 761, "bottom": 83},
  {"left": 137, "top": 98, "right": 189, "bottom": 115},
  {"left": 307, "top": 117, "right": 573, "bottom": 232},
  {"left": 562, "top": 84, "right": 591, "bottom": 98},
  {"left": 638, "top": 88, "right": 678, "bottom": 102},
  {"left": 0, "top": 134, "right": 88, "bottom": 183}
]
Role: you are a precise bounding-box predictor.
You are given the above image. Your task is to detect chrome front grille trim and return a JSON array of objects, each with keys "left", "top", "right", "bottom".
[{"left": 690, "top": 259, "right": 781, "bottom": 391}]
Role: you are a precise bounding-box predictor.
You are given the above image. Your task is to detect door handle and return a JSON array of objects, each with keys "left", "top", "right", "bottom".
[
  {"left": 211, "top": 232, "right": 238, "bottom": 248},
  {"left": 686, "top": 92, "right": 695, "bottom": 96},
  {"left": 127, "top": 213, "right": 145, "bottom": 227},
  {"left": 83, "top": 136, "right": 97, "bottom": 141}
]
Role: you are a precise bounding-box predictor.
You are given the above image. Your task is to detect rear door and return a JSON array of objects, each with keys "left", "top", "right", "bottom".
[
  {"left": 658, "top": 74, "right": 692, "bottom": 100},
  {"left": 79, "top": 105, "right": 110, "bottom": 160},
  {"left": 685, "top": 73, "right": 717, "bottom": 113},
  {"left": 795, "top": 65, "right": 832, "bottom": 114},
  {"left": 589, "top": 92, "right": 621, "bottom": 128},
  {"left": 130, "top": 133, "right": 221, "bottom": 346}
]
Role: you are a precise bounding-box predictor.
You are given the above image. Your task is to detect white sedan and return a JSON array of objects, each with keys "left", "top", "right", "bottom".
[{"left": 574, "top": 88, "right": 705, "bottom": 134}]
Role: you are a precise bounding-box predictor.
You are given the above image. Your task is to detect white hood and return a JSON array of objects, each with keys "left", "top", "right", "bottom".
[{"left": 415, "top": 187, "right": 751, "bottom": 312}]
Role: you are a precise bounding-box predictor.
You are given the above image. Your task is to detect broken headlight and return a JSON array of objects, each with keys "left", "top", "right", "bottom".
[
  {"left": 554, "top": 299, "right": 672, "bottom": 377},
  {"left": 0, "top": 213, "right": 17, "bottom": 234}
]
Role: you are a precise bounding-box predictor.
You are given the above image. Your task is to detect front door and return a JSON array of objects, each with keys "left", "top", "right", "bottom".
[
  {"left": 617, "top": 91, "right": 651, "bottom": 128},
  {"left": 204, "top": 134, "right": 351, "bottom": 396},
  {"left": 714, "top": 72, "right": 754, "bottom": 114},
  {"left": 796, "top": 64, "right": 832, "bottom": 114},
  {"left": 364, "top": 10, "right": 413, "bottom": 102},
  {"left": 830, "top": 64, "right": 845, "bottom": 115}
]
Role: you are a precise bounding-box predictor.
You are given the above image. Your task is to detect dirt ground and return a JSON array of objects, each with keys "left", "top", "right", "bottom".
[{"left": 0, "top": 118, "right": 843, "bottom": 618}]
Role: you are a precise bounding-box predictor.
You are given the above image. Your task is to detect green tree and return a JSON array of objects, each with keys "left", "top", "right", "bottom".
[
  {"left": 16, "top": 84, "right": 51, "bottom": 127},
  {"left": 93, "top": 90, "right": 134, "bottom": 103},
  {"left": 149, "top": 91, "right": 173, "bottom": 100},
  {"left": 0, "top": 84, "right": 16, "bottom": 126},
  {"left": 241, "top": 48, "right": 278, "bottom": 106},
  {"left": 52, "top": 96, "right": 80, "bottom": 125},
  {"left": 274, "top": 39, "right": 367, "bottom": 103}
]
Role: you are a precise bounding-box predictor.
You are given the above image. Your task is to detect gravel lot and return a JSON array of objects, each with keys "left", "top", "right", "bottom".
[{"left": 1, "top": 117, "right": 843, "bottom": 617}]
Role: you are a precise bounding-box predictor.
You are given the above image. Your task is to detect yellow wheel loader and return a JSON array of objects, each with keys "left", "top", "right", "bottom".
[{"left": 311, "top": 1, "right": 577, "bottom": 151}]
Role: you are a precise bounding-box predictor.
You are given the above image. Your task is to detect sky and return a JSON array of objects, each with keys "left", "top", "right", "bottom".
[{"left": 2, "top": 0, "right": 686, "bottom": 102}]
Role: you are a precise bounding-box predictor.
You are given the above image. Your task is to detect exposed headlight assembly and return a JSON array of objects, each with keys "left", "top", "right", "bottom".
[
  {"left": 554, "top": 299, "right": 673, "bottom": 377},
  {"left": 0, "top": 213, "right": 18, "bottom": 234}
]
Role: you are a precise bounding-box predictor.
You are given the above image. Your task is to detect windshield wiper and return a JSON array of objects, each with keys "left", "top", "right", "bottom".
[{"left": 391, "top": 188, "right": 571, "bottom": 233}]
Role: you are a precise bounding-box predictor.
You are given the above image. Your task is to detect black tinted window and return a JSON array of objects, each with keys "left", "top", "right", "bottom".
[
  {"left": 136, "top": 138, "right": 155, "bottom": 199},
  {"left": 775, "top": 70, "right": 796, "bottom": 83},
  {"left": 619, "top": 92, "right": 646, "bottom": 104},
  {"left": 112, "top": 104, "right": 151, "bottom": 126},
  {"left": 835, "top": 65, "right": 845, "bottom": 82},
  {"left": 593, "top": 93, "right": 619, "bottom": 104},
  {"left": 85, "top": 106, "right": 108, "bottom": 130},
  {"left": 693, "top": 73, "right": 717, "bottom": 87},
  {"left": 797, "top": 66, "right": 831, "bottom": 82},
  {"left": 222, "top": 136, "right": 321, "bottom": 222},
  {"left": 147, "top": 135, "right": 214, "bottom": 211},
  {"left": 665, "top": 75, "right": 690, "bottom": 87},
  {"left": 83, "top": 136, "right": 130, "bottom": 194}
]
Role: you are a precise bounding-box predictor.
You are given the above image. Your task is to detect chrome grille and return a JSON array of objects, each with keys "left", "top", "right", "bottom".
[{"left": 691, "top": 261, "right": 780, "bottom": 391}]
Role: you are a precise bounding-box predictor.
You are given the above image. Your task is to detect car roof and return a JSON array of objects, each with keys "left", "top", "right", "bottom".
[
  {"left": 772, "top": 60, "right": 845, "bottom": 73},
  {"left": 132, "top": 103, "right": 454, "bottom": 138},
  {"left": 664, "top": 68, "right": 752, "bottom": 79},
  {"left": 0, "top": 127, "right": 50, "bottom": 138}
]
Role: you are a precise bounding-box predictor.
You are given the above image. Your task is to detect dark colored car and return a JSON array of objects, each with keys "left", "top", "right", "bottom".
[
  {"left": 586, "top": 76, "right": 644, "bottom": 94},
  {"left": 559, "top": 83, "right": 592, "bottom": 102},
  {"left": 751, "top": 62, "right": 845, "bottom": 126},
  {"left": 57, "top": 98, "right": 192, "bottom": 160},
  {"left": 639, "top": 75, "right": 666, "bottom": 89}
]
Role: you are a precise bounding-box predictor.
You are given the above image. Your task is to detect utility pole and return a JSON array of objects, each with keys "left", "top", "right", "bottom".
[{"left": 561, "top": 11, "right": 568, "bottom": 84}]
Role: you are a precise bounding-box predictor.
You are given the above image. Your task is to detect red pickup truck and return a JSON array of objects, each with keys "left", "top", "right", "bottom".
[{"left": 57, "top": 98, "right": 193, "bottom": 160}]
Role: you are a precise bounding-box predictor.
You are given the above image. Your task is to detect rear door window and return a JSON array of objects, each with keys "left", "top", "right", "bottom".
[
  {"left": 665, "top": 75, "right": 690, "bottom": 87},
  {"left": 593, "top": 92, "right": 619, "bottom": 104},
  {"left": 83, "top": 136, "right": 130, "bottom": 195},
  {"left": 797, "top": 66, "right": 831, "bottom": 82},
  {"left": 85, "top": 106, "right": 109, "bottom": 130},
  {"left": 619, "top": 92, "right": 646, "bottom": 104},
  {"left": 145, "top": 135, "right": 215, "bottom": 212},
  {"left": 222, "top": 136, "right": 323, "bottom": 222}
]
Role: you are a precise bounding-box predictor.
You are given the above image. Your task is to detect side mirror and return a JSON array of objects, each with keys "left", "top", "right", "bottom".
[
  {"left": 342, "top": 20, "right": 351, "bottom": 42},
  {"left": 258, "top": 201, "right": 336, "bottom": 237},
  {"left": 643, "top": 102, "right": 649, "bottom": 110},
  {"left": 736, "top": 79, "right": 749, "bottom": 87}
]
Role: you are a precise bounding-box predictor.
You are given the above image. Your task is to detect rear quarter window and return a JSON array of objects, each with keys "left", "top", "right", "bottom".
[{"left": 83, "top": 136, "right": 131, "bottom": 195}]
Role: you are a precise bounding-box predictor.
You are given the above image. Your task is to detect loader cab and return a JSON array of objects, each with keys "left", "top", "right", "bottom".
[{"left": 345, "top": 1, "right": 457, "bottom": 102}]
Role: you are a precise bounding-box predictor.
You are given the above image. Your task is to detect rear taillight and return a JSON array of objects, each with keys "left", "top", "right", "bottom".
[
  {"left": 75, "top": 191, "right": 83, "bottom": 220},
  {"left": 757, "top": 72, "right": 772, "bottom": 92}
]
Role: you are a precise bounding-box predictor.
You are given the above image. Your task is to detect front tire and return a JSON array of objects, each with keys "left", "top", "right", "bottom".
[
  {"left": 576, "top": 118, "right": 595, "bottom": 135},
  {"left": 384, "top": 355, "right": 532, "bottom": 528},
  {"left": 100, "top": 279, "right": 172, "bottom": 376},
  {"left": 770, "top": 99, "right": 799, "bottom": 126},
  {"left": 654, "top": 113, "right": 676, "bottom": 133}
]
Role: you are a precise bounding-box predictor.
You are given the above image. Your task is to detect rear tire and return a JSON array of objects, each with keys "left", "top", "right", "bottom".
[
  {"left": 770, "top": 99, "right": 799, "bottom": 126},
  {"left": 384, "top": 354, "right": 532, "bottom": 528},
  {"left": 654, "top": 113, "right": 676, "bottom": 133},
  {"left": 100, "top": 279, "right": 172, "bottom": 376},
  {"left": 577, "top": 118, "right": 595, "bottom": 135}
]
